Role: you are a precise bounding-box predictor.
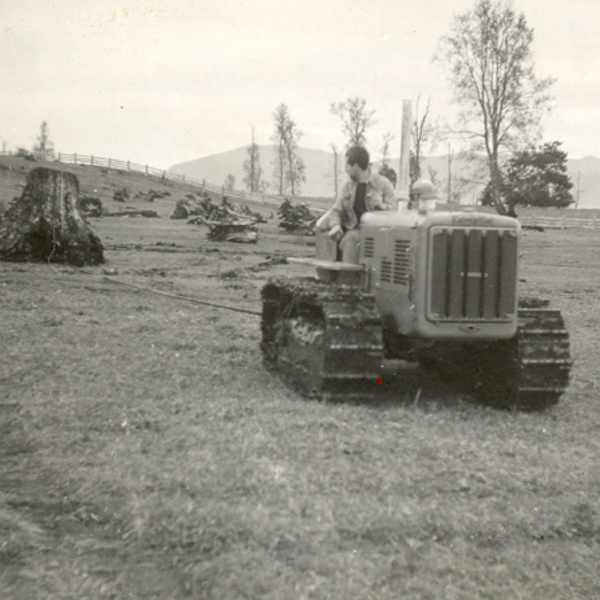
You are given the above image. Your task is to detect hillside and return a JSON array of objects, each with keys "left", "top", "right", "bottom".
[
  {"left": 169, "top": 145, "right": 337, "bottom": 199},
  {"left": 170, "top": 146, "right": 600, "bottom": 208},
  {"left": 0, "top": 154, "right": 250, "bottom": 220}
]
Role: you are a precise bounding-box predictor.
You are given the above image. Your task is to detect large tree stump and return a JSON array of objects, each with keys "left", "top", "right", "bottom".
[{"left": 0, "top": 167, "right": 104, "bottom": 266}]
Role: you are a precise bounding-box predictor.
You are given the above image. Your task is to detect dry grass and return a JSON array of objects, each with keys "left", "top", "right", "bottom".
[{"left": 1, "top": 157, "right": 599, "bottom": 599}]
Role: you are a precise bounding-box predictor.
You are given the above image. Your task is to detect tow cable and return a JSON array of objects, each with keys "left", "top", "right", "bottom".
[{"left": 72, "top": 267, "right": 262, "bottom": 317}]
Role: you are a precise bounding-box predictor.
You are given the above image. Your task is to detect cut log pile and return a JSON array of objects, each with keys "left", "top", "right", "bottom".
[
  {"left": 171, "top": 193, "right": 265, "bottom": 223},
  {"left": 0, "top": 167, "right": 104, "bottom": 266},
  {"left": 171, "top": 192, "right": 267, "bottom": 243}
]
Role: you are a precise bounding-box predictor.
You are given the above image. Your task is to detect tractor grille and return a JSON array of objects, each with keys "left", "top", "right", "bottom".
[
  {"left": 363, "top": 237, "right": 375, "bottom": 258},
  {"left": 429, "top": 227, "right": 517, "bottom": 321}
]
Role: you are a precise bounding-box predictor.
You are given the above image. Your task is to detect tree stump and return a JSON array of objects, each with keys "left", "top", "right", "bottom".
[{"left": 0, "top": 167, "right": 104, "bottom": 266}]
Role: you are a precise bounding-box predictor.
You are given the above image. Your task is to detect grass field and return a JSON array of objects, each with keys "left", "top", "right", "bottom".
[{"left": 1, "top": 157, "right": 599, "bottom": 599}]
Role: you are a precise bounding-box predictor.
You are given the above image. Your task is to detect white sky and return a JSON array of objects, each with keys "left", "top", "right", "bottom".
[{"left": 2, "top": 0, "right": 599, "bottom": 169}]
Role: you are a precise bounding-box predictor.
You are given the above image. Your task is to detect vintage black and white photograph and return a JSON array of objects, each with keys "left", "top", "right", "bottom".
[{"left": 1, "top": 1, "right": 598, "bottom": 598}]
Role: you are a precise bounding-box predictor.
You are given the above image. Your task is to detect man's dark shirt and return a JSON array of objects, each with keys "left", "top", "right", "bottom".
[{"left": 353, "top": 182, "right": 368, "bottom": 226}]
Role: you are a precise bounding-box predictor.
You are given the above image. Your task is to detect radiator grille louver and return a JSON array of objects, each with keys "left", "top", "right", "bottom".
[
  {"left": 363, "top": 237, "right": 375, "bottom": 258},
  {"left": 379, "top": 240, "right": 410, "bottom": 285},
  {"left": 429, "top": 228, "right": 517, "bottom": 321},
  {"left": 380, "top": 259, "right": 392, "bottom": 283},
  {"left": 393, "top": 240, "right": 410, "bottom": 284}
]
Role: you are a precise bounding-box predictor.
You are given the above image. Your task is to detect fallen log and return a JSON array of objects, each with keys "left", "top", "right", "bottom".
[
  {"left": 204, "top": 220, "right": 258, "bottom": 243},
  {"left": 103, "top": 209, "right": 159, "bottom": 218}
]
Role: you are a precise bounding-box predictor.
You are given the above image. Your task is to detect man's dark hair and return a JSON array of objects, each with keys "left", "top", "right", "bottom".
[{"left": 345, "top": 145, "right": 370, "bottom": 170}]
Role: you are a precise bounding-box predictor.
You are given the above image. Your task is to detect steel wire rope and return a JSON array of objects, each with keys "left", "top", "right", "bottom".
[{"left": 78, "top": 269, "right": 262, "bottom": 316}]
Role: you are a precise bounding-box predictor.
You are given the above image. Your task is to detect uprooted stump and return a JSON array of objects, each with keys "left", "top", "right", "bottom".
[
  {"left": 77, "top": 196, "right": 103, "bottom": 217},
  {"left": 170, "top": 192, "right": 214, "bottom": 220},
  {"left": 277, "top": 198, "right": 316, "bottom": 233},
  {"left": 0, "top": 167, "right": 104, "bottom": 266}
]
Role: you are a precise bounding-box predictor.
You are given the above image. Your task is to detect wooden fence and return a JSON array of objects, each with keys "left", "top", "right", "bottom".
[
  {"left": 519, "top": 214, "right": 600, "bottom": 230},
  {"left": 53, "top": 152, "right": 288, "bottom": 210}
]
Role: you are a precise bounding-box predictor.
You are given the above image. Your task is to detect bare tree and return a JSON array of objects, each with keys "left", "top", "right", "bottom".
[
  {"left": 271, "top": 105, "right": 288, "bottom": 195},
  {"left": 330, "top": 143, "right": 341, "bottom": 197},
  {"left": 380, "top": 132, "right": 395, "bottom": 166},
  {"left": 411, "top": 96, "right": 434, "bottom": 181},
  {"left": 330, "top": 97, "right": 377, "bottom": 146},
  {"left": 243, "top": 125, "right": 263, "bottom": 192},
  {"left": 378, "top": 132, "right": 397, "bottom": 186},
  {"left": 32, "top": 121, "right": 54, "bottom": 161},
  {"left": 271, "top": 104, "right": 306, "bottom": 196},
  {"left": 223, "top": 174, "right": 236, "bottom": 191},
  {"left": 284, "top": 123, "right": 305, "bottom": 197},
  {"left": 436, "top": 0, "right": 554, "bottom": 213}
]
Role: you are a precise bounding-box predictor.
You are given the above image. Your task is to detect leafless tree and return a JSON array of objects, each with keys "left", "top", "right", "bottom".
[
  {"left": 330, "top": 97, "right": 377, "bottom": 146},
  {"left": 243, "top": 125, "right": 263, "bottom": 193},
  {"left": 32, "top": 121, "right": 54, "bottom": 160},
  {"left": 271, "top": 104, "right": 305, "bottom": 196},
  {"left": 436, "top": 0, "right": 554, "bottom": 212},
  {"left": 411, "top": 96, "right": 434, "bottom": 181},
  {"left": 380, "top": 132, "right": 395, "bottom": 166},
  {"left": 223, "top": 174, "right": 236, "bottom": 191},
  {"left": 330, "top": 143, "right": 341, "bottom": 197}
]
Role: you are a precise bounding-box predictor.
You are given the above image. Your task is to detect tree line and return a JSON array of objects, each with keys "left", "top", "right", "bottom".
[
  {"left": 9, "top": 1, "right": 575, "bottom": 211},
  {"left": 238, "top": 0, "right": 574, "bottom": 210}
]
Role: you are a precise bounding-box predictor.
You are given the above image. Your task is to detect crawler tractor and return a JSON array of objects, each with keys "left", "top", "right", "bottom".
[{"left": 260, "top": 187, "right": 572, "bottom": 410}]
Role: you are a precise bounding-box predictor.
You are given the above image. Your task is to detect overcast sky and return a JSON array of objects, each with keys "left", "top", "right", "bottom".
[{"left": 2, "top": 0, "right": 599, "bottom": 170}]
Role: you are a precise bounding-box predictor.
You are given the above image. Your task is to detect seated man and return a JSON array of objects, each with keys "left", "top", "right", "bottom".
[{"left": 316, "top": 145, "right": 397, "bottom": 263}]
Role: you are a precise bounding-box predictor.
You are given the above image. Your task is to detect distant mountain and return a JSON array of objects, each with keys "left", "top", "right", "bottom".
[
  {"left": 169, "top": 146, "right": 600, "bottom": 208},
  {"left": 169, "top": 145, "right": 337, "bottom": 199}
]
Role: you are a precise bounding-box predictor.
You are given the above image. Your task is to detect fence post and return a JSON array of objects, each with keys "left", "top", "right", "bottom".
[
  {"left": 91, "top": 155, "right": 94, "bottom": 166},
  {"left": 108, "top": 158, "right": 111, "bottom": 168},
  {"left": 58, "top": 152, "right": 61, "bottom": 162},
  {"left": 145, "top": 165, "right": 148, "bottom": 175},
  {"left": 74, "top": 153, "right": 77, "bottom": 164},
  {"left": 127, "top": 160, "right": 130, "bottom": 171},
  {"left": 562, "top": 214, "right": 566, "bottom": 230}
]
